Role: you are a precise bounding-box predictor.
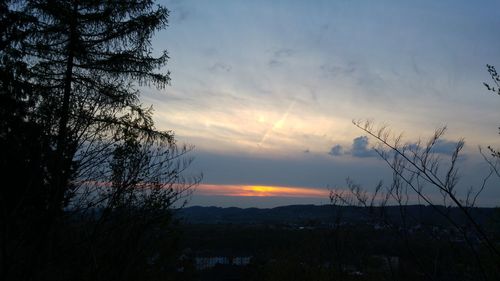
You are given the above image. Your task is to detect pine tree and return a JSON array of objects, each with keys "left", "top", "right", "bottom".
[
  {"left": 21, "top": 0, "right": 173, "bottom": 218},
  {"left": 1, "top": 1, "right": 198, "bottom": 279}
]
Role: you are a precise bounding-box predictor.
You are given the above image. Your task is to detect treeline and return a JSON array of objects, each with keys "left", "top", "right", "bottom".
[{"left": 178, "top": 205, "right": 498, "bottom": 226}]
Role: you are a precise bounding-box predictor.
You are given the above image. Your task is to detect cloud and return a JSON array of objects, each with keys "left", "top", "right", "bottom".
[
  {"left": 328, "top": 144, "right": 343, "bottom": 156},
  {"left": 273, "top": 48, "right": 294, "bottom": 58},
  {"left": 268, "top": 48, "right": 295, "bottom": 67},
  {"left": 431, "top": 139, "right": 459, "bottom": 156},
  {"left": 405, "top": 139, "right": 460, "bottom": 156},
  {"left": 329, "top": 136, "right": 463, "bottom": 161},
  {"left": 166, "top": 0, "right": 191, "bottom": 23},
  {"left": 329, "top": 136, "right": 378, "bottom": 158},
  {"left": 319, "top": 62, "right": 356, "bottom": 78},
  {"left": 209, "top": 62, "right": 232, "bottom": 73},
  {"left": 351, "top": 136, "right": 378, "bottom": 158},
  {"left": 189, "top": 149, "right": 390, "bottom": 189},
  {"left": 268, "top": 59, "right": 282, "bottom": 67},
  {"left": 329, "top": 136, "right": 460, "bottom": 159}
]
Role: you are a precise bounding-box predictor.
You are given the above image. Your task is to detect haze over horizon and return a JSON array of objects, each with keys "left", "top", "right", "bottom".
[{"left": 146, "top": 0, "right": 499, "bottom": 208}]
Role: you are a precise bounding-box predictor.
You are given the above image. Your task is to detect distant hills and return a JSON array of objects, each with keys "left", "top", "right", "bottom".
[{"left": 176, "top": 204, "right": 498, "bottom": 226}]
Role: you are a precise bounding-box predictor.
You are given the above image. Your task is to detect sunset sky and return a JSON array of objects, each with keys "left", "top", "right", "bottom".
[{"left": 144, "top": 0, "right": 500, "bottom": 207}]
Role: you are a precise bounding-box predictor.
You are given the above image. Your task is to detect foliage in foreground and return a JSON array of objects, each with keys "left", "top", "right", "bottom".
[
  {"left": 330, "top": 66, "right": 500, "bottom": 280},
  {"left": 0, "top": 1, "right": 199, "bottom": 280}
]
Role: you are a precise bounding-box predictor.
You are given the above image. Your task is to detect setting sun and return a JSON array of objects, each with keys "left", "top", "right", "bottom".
[{"left": 197, "top": 184, "right": 329, "bottom": 198}]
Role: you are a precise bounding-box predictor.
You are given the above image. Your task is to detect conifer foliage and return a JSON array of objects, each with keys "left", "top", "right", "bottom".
[{"left": 0, "top": 1, "right": 197, "bottom": 280}]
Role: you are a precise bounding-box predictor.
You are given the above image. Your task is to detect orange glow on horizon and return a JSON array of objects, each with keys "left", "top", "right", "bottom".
[{"left": 196, "top": 184, "right": 329, "bottom": 198}]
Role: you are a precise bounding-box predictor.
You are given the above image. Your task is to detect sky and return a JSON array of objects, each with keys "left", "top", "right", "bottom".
[{"left": 143, "top": 0, "right": 500, "bottom": 208}]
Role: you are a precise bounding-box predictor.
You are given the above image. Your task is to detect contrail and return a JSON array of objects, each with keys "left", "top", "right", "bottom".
[{"left": 258, "top": 100, "right": 296, "bottom": 147}]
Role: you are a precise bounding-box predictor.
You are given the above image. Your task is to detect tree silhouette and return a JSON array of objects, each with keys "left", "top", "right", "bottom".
[
  {"left": 0, "top": 1, "right": 198, "bottom": 280},
  {"left": 20, "top": 0, "right": 173, "bottom": 219},
  {"left": 483, "top": 64, "right": 500, "bottom": 159},
  {"left": 330, "top": 66, "right": 500, "bottom": 280}
]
